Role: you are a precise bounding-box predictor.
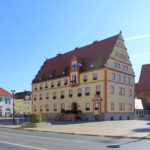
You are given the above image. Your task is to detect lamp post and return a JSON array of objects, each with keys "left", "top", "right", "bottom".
[{"left": 11, "top": 90, "right": 15, "bottom": 125}]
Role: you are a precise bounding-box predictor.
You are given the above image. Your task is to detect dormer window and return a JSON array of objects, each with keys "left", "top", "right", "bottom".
[
  {"left": 72, "top": 64, "right": 77, "bottom": 70},
  {"left": 64, "top": 79, "right": 67, "bottom": 85}
]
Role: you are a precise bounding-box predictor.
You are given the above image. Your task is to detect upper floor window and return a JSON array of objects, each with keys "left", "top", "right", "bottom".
[
  {"left": 40, "top": 105, "right": 43, "bottom": 111},
  {"left": 112, "top": 73, "right": 115, "bottom": 80},
  {"left": 96, "top": 86, "right": 101, "bottom": 95},
  {"left": 46, "top": 93, "right": 49, "bottom": 99},
  {"left": 118, "top": 75, "right": 121, "bottom": 81},
  {"left": 54, "top": 104, "right": 57, "bottom": 111},
  {"left": 83, "top": 75, "right": 87, "bottom": 82},
  {"left": 72, "top": 63, "right": 77, "bottom": 70},
  {"left": 119, "top": 103, "right": 125, "bottom": 111},
  {"left": 61, "top": 103, "right": 65, "bottom": 110},
  {"left": 123, "top": 76, "right": 126, "bottom": 82},
  {"left": 57, "top": 81, "right": 61, "bottom": 86},
  {"left": 5, "top": 98, "right": 7, "bottom": 104},
  {"left": 93, "top": 73, "right": 97, "bottom": 80},
  {"left": 111, "top": 103, "right": 114, "bottom": 110},
  {"left": 69, "top": 89, "right": 73, "bottom": 97},
  {"left": 40, "top": 84, "right": 43, "bottom": 89},
  {"left": 125, "top": 66, "right": 128, "bottom": 71},
  {"left": 129, "top": 104, "right": 132, "bottom": 111},
  {"left": 78, "top": 88, "right": 82, "bottom": 97},
  {"left": 45, "top": 83, "right": 48, "bottom": 88},
  {"left": 128, "top": 77, "right": 131, "bottom": 83},
  {"left": 53, "top": 92, "right": 56, "bottom": 99},
  {"left": 61, "top": 91, "right": 65, "bottom": 99},
  {"left": 114, "top": 62, "right": 117, "bottom": 68},
  {"left": 117, "top": 63, "right": 120, "bottom": 69},
  {"left": 46, "top": 104, "right": 49, "bottom": 111},
  {"left": 85, "top": 87, "right": 90, "bottom": 96},
  {"left": 122, "top": 65, "right": 125, "bottom": 70},
  {"left": 51, "top": 82, "right": 54, "bottom": 88},
  {"left": 34, "top": 95, "right": 37, "bottom": 101},
  {"left": 64, "top": 79, "right": 68, "bottom": 85},
  {"left": 35, "top": 85, "right": 37, "bottom": 90},
  {"left": 119, "top": 88, "right": 122, "bottom": 95},
  {"left": 0, "top": 97, "right": 2, "bottom": 102},
  {"left": 110, "top": 86, "right": 114, "bottom": 94},
  {"left": 40, "top": 94, "right": 42, "bottom": 100}
]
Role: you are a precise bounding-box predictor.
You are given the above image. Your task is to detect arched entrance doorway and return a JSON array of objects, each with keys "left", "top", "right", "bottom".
[{"left": 72, "top": 102, "right": 78, "bottom": 111}]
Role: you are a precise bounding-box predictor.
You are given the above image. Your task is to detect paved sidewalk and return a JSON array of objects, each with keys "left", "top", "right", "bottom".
[{"left": 0, "top": 120, "right": 150, "bottom": 139}]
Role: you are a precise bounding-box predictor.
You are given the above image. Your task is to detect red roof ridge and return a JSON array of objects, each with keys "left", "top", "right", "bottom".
[{"left": 0, "top": 88, "right": 12, "bottom": 97}]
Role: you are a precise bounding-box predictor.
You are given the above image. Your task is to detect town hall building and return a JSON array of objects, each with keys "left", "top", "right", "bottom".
[{"left": 32, "top": 32, "right": 135, "bottom": 121}]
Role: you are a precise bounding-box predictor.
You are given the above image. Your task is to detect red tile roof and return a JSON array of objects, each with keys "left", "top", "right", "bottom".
[
  {"left": 33, "top": 34, "right": 120, "bottom": 83},
  {"left": 0, "top": 88, "right": 12, "bottom": 97},
  {"left": 136, "top": 64, "right": 150, "bottom": 91}
]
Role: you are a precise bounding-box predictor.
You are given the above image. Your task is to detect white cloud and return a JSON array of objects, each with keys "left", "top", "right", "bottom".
[{"left": 125, "top": 34, "right": 150, "bottom": 41}]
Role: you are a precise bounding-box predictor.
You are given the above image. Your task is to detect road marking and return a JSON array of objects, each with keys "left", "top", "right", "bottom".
[
  {"left": 0, "top": 140, "right": 48, "bottom": 150},
  {"left": 0, "top": 130, "right": 94, "bottom": 144}
]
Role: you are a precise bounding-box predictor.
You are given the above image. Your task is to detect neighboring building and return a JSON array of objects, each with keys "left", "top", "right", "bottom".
[
  {"left": 135, "top": 64, "right": 150, "bottom": 110},
  {"left": 32, "top": 32, "right": 135, "bottom": 121},
  {"left": 0, "top": 87, "right": 13, "bottom": 117},
  {"left": 14, "top": 91, "right": 31, "bottom": 116}
]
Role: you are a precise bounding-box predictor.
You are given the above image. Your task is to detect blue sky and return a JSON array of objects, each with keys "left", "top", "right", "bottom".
[{"left": 0, "top": 0, "right": 150, "bottom": 93}]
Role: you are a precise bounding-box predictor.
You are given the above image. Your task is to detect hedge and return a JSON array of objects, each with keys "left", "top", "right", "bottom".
[{"left": 30, "top": 114, "right": 42, "bottom": 123}]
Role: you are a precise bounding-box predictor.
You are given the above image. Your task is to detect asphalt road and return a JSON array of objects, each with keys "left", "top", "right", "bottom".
[{"left": 0, "top": 127, "right": 149, "bottom": 150}]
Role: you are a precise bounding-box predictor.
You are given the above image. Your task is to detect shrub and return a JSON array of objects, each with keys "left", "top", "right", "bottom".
[{"left": 30, "top": 114, "right": 42, "bottom": 123}]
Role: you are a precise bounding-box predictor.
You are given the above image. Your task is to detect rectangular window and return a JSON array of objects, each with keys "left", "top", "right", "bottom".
[
  {"left": 86, "top": 103, "right": 90, "bottom": 110},
  {"left": 34, "top": 95, "right": 37, "bottom": 101},
  {"left": 40, "top": 84, "right": 43, "bottom": 89},
  {"left": 129, "top": 104, "right": 132, "bottom": 111},
  {"left": 57, "top": 81, "right": 61, "bottom": 86},
  {"left": 0, "top": 97, "right": 2, "bottom": 102},
  {"left": 85, "top": 87, "right": 90, "bottom": 96},
  {"left": 83, "top": 75, "right": 88, "bottom": 82},
  {"left": 112, "top": 73, "right": 115, "bottom": 80},
  {"left": 46, "top": 104, "right": 49, "bottom": 111},
  {"left": 110, "top": 86, "right": 114, "bottom": 94},
  {"left": 119, "top": 103, "right": 125, "bottom": 111},
  {"left": 73, "top": 75, "right": 76, "bottom": 81},
  {"left": 35, "top": 85, "right": 37, "bottom": 90},
  {"left": 61, "top": 91, "right": 65, "bottom": 99},
  {"left": 46, "top": 93, "right": 49, "bottom": 99},
  {"left": 125, "top": 66, "right": 128, "bottom": 71},
  {"left": 5, "top": 98, "right": 7, "bottom": 104},
  {"left": 119, "top": 88, "right": 122, "bottom": 95},
  {"left": 111, "top": 103, "right": 114, "bottom": 110},
  {"left": 119, "top": 103, "right": 122, "bottom": 110},
  {"left": 117, "top": 63, "right": 120, "bottom": 69},
  {"left": 128, "top": 77, "right": 131, "bottom": 83},
  {"left": 54, "top": 104, "right": 57, "bottom": 111},
  {"left": 61, "top": 103, "right": 65, "bottom": 110},
  {"left": 123, "top": 76, "right": 126, "bottom": 82},
  {"left": 53, "top": 92, "right": 56, "bottom": 99},
  {"left": 93, "top": 73, "right": 97, "bottom": 80},
  {"left": 122, "top": 88, "right": 125, "bottom": 96},
  {"left": 96, "top": 86, "right": 101, "bottom": 94},
  {"left": 122, "top": 65, "right": 125, "bottom": 70},
  {"left": 45, "top": 83, "right": 48, "bottom": 88},
  {"left": 69, "top": 89, "right": 73, "bottom": 97},
  {"left": 64, "top": 79, "right": 68, "bottom": 85},
  {"left": 78, "top": 88, "right": 82, "bottom": 97},
  {"left": 114, "top": 62, "right": 117, "bottom": 68},
  {"left": 118, "top": 75, "right": 121, "bottom": 81},
  {"left": 40, "top": 94, "right": 42, "bottom": 100},
  {"left": 51, "top": 82, "right": 54, "bottom": 88}
]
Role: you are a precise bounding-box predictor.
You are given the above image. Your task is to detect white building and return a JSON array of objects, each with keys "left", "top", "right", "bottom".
[{"left": 0, "top": 87, "right": 13, "bottom": 117}]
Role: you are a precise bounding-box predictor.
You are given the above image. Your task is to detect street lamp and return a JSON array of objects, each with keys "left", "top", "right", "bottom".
[{"left": 11, "top": 90, "right": 15, "bottom": 125}]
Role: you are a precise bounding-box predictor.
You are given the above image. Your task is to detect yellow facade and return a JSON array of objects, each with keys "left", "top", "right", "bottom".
[
  {"left": 14, "top": 98, "right": 24, "bottom": 115},
  {"left": 32, "top": 33, "right": 135, "bottom": 121}
]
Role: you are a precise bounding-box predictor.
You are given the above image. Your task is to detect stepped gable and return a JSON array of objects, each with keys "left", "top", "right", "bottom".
[{"left": 33, "top": 34, "right": 120, "bottom": 83}]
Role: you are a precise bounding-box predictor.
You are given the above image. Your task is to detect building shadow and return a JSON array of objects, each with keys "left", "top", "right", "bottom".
[{"left": 106, "top": 134, "right": 150, "bottom": 149}]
